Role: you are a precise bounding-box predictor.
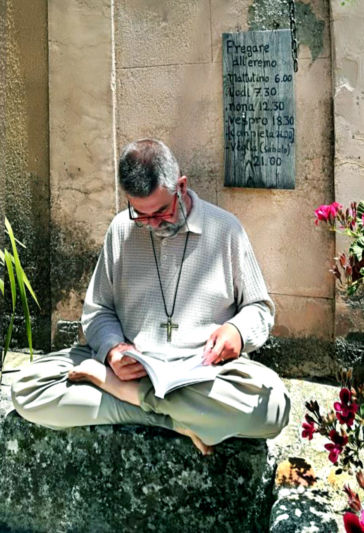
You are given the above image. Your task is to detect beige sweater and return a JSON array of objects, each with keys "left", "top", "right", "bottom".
[{"left": 82, "top": 190, "right": 275, "bottom": 363}]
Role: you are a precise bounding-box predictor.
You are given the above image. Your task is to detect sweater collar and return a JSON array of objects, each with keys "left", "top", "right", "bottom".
[{"left": 183, "top": 189, "right": 203, "bottom": 235}]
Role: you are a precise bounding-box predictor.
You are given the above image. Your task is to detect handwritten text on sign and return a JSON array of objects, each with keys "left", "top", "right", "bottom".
[{"left": 223, "top": 30, "right": 295, "bottom": 189}]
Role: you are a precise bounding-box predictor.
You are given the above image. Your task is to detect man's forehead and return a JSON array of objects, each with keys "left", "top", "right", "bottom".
[{"left": 127, "top": 186, "right": 172, "bottom": 212}]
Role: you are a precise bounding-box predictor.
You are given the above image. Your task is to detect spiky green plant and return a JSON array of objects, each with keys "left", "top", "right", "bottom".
[{"left": 0, "top": 218, "right": 40, "bottom": 383}]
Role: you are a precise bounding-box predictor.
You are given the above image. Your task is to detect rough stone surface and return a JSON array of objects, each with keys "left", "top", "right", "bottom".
[
  {"left": 4, "top": 0, "right": 51, "bottom": 350},
  {"left": 1, "top": 354, "right": 361, "bottom": 533},
  {"left": 248, "top": 0, "right": 327, "bottom": 61},
  {"left": 252, "top": 335, "right": 364, "bottom": 381},
  {"left": 331, "top": 0, "right": 364, "bottom": 337},
  {"left": 48, "top": 0, "right": 116, "bottom": 340},
  {"left": 0, "top": 411, "right": 273, "bottom": 532},
  {"left": 52, "top": 320, "right": 82, "bottom": 351},
  {"left": 269, "top": 487, "right": 339, "bottom": 532},
  {"left": 115, "top": 0, "right": 212, "bottom": 68}
]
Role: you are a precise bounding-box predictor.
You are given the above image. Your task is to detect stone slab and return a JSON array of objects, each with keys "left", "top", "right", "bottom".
[
  {"left": 3, "top": 357, "right": 362, "bottom": 532},
  {"left": 116, "top": 62, "right": 223, "bottom": 206},
  {"left": 217, "top": 186, "right": 336, "bottom": 301},
  {"left": 0, "top": 414, "right": 272, "bottom": 533}
]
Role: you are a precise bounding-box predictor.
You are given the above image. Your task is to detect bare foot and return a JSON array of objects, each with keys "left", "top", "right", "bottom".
[
  {"left": 68, "top": 359, "right": 141, "bottom": 407},
  {"left": 68, "top": 359, "right": 107, "bottom": 387},
  {"left": 175, "top": 426, "right": 213, "bottom": 456}
]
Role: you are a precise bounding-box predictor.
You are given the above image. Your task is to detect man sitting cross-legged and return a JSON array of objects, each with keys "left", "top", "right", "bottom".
[{"left": 12, "top": 139, "right": 290, "bottom": 454}]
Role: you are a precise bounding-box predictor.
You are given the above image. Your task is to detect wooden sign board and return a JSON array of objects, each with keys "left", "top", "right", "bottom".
[{"left": 223, "top": 30, "right": 295, "bottom": 189}]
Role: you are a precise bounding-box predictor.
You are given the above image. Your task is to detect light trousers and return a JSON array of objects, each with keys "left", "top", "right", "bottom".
[{"left": 11, "top": 344, "right": 290, "bottom": 445}]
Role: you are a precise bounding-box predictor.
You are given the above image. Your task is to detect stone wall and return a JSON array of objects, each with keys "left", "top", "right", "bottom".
[
  {"left": 3, "top": 0, "right": 51, "bottom": 350},
  {"left": 114, "top": 0, "right": 334, "bottom": 341},
  {"left": 48, "top": 0, "right": 115, "bottom": 343},
  {"left": 2, "top": 0, "right": 362, "bottom": 353},
  {"left": 331, "top": 0, "right": 364, "bottom": 339}
]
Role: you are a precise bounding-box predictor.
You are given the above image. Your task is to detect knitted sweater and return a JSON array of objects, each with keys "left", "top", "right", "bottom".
[{"left": 82, "top": 189, "right": 275, "bottom": 363}]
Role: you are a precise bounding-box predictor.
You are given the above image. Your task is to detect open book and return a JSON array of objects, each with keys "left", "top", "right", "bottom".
[{"left": 123, "top": 349, "right": 220, "bottom": 399}]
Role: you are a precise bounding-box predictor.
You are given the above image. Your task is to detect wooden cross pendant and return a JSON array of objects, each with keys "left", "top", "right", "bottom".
[{"left": 160, "top": 317, "right": 178, "bottom": 342}]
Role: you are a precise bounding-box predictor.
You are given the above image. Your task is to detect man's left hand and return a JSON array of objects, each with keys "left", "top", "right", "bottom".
[{"left": 203, "top": 323, "right": 242, "bottom": 365}]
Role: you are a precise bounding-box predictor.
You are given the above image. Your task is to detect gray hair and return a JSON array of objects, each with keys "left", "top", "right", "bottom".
[{"left": 118, "top": 139, "right": 180, "bottom": 197}]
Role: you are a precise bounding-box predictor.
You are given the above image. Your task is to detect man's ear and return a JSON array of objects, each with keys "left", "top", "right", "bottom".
[{"left": 177, "top": 175, "right": 188, "bottom": 195}]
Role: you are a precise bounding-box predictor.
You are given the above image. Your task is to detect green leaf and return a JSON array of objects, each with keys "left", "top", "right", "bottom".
[
  {"left": 4, "top": 249, "right": 17, "bottom": 311},
  {"left": 22, "top": 270, "right": 40, "bottom": 308},
  {"left": 0, "top": 278, "right": 4, "bottom": 296},
  {"left": 360, "top": 404, "right": 364, "bottom": 418},
  {"left": 357, "top": 201, "right": 364, "bottom": 220},
  {"left": 350, "top": 236, "right": 364, "bottom": 261},
  {"left": 5, "top": 218, "right": 34, "bottom": 360}
]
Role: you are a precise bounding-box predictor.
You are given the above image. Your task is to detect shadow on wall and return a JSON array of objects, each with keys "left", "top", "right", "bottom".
[{"left": 50, "top": 219, "right": 100, "bottom": 311}]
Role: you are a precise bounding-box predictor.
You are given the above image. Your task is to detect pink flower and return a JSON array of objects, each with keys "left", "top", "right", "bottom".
[
  {"left": 324, "top": 429, "right": 348, "bottom": 464},
  {"left": 344, "top": 511, "right": 364, "bottom": 533},
  {"left": 314, "top": 202, "right": 342, "bottom": 225},
  {"left": 334, "top": 388, "right": 359, "bottom": 427},
  {"left": 301, "top": 415, "right": 316, "bottom": 440}
]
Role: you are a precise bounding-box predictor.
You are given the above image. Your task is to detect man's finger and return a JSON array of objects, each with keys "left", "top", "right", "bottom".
[
  {"left": 204, "top": 338, "right": 225, "bottom": 364},
  {"left": 120, "top": 355, "right": 138, "bottom": 366},
  {"left": 119, "top": 362, "right": 144, "bottom": 373},
  {"left": 203, "top": 335, "right": 216, "bottom": 356},
  {"left": 119, "top": 368, "right": 148, "bottom": 381}
]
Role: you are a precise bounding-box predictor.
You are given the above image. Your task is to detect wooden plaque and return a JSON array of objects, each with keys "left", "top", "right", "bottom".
[{"left": 223, "top": 30, "right": 295, "bottom": 189}]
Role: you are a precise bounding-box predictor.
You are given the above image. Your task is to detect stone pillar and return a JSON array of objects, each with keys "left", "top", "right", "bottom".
[
  {"left": 48, "top": 0, "right": 116, "bottom": 346},
  {"left": 0, "top": 0, "right": 6, "bottom": 353},
  {"left": 330, "top": 0, "right": 364, "bottom": 338},
  {"left": 3, "top": 0, "right": 51, "bottom": 351}
]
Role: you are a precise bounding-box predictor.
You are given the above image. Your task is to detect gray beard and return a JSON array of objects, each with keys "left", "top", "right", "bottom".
[{"left": 146, "top": 199, "right": 187, "bottom": 238}]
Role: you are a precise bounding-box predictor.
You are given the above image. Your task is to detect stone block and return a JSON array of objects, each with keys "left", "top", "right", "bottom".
[
  {"left": 1, "top": 358, "right": 358, "bottom": 532},
  {"left": 52, "top": 320, "right": 82, "bottom": 351},
  {"left": 116, "top": 62, "right": 223, "bottom": 205},
  {"left": 252, "top": 336, "right": 337, "bottom": 379},
  {"left": 295, "top": 58, "right": 333, "bottom": 159},
  {"left": 115, "top": 0, "right": 211, "bottom": 68},
  {"left": 272, "top": 294, "right": 334, "bottom": 341},
  {"left": 211, "top": 0, "right": 330, "bottom": 63},
  {"left": 0, "top": 407, "right": 273, "bottom": 532},
  {"left": 48, "top": 0, "right": 115, "bottom": 244},
  {"left": 217, "top": 187, "right": 335, "bottom": 301}
]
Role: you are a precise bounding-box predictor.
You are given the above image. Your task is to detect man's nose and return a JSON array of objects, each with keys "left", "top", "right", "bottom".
[{"left": 148, "top": 217, "right": 162, "bottom": 228}]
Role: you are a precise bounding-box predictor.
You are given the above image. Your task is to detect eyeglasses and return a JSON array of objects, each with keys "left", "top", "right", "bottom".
[{"left": 128, "top": 192, "right": 178, "bottom": 223}]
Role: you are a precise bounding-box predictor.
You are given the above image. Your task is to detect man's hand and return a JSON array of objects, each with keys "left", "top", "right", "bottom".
[
  {"left": 203, "top": 324, "right": 242, "bottom": 365},
  {"left": 106, "top": 343, "right": 147, "bottom": 381}
]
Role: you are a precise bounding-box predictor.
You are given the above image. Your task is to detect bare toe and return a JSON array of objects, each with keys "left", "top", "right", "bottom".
[{"left": 175, "top": 426, "right": 213, "bottom": 455}]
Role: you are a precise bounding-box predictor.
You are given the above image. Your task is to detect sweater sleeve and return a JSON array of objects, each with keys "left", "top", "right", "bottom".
[
  {"left": 81, "top": 225, "right": 125, "bottom": 363},
  {"left": 226, "top": 224, "right": 275, "bottom": 354}
]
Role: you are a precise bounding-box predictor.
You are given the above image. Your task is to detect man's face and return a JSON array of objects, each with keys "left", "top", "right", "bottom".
[{"left": 127, "top": 185, "right": 187, "bottom": 238}]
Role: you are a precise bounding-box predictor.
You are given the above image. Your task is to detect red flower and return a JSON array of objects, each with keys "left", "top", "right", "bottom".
[
  {"left": 314, "top": 202, "right": 342, "bottom": 225},
  {"left": 301, "top": 415, "right": 316, "bottom": 440},
  {"left": 324, "top": 429, "right": 348, "bottom": 464},
  {"left": 344, "top": 511, "right": 364, "bottom": 533},
  {"left": 334, "top": 388, "right": 359, "bottom": 427}
]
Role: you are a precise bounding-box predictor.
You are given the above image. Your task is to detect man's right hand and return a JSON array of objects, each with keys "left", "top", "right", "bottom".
[{"left": 106, "top": 343, "right": 147, "bottom": 381}]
